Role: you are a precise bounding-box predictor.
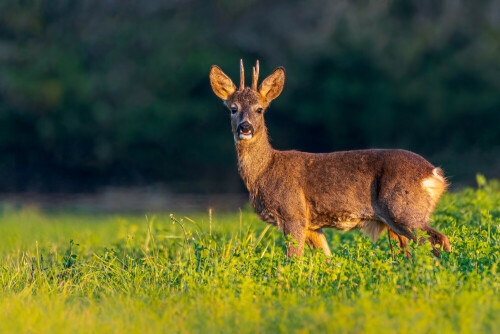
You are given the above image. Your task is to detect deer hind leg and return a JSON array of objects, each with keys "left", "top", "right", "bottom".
[
  {"left": 388, "top": 228, "right": 410, "bottom": 259},
  {"left": 305, "top": 229, "right": 332, "bottom": 257},
  {"left": 377, "top": 216, "right": 418, "bottom": 253},
  {"left": 422, "top": 226, "right": 450, "bottom": 257},
  {"left": 380, "top": 196, "right": 449, "bottom": 257},
  {"left": 385, "top": 218, "right": 448, "bottom": 258}
]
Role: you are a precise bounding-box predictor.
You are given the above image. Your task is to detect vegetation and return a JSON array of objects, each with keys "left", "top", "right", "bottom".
[
  {"left": 0, "top": 178, "right": 498, "bottom": 332},
  {"left": 1, "top": 0, "right": 500, "bottom": 191}
]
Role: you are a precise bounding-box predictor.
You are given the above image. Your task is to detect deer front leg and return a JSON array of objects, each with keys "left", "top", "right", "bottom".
[
  {"left": 282, "top": 222, "right": 306, "bottom": 258},
  {"left": 306, "top": 229, "right": 332, "bottom": 257}
]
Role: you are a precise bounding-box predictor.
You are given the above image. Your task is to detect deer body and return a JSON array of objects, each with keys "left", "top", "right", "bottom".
[{"left": 210, "top": 60, "right": 450, "bottom": 258}]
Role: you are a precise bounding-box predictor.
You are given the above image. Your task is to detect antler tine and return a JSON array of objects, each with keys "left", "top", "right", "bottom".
[
  {"left": 252, "top": 60, "right": 260, "bottom": 90},
  {"left": 240, "top": 59, "right": 245, "bottom": 90}
]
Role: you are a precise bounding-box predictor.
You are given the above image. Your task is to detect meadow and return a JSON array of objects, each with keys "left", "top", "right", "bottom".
[{"left": 0, "top": 177, "right": 499, "bottom": 333}]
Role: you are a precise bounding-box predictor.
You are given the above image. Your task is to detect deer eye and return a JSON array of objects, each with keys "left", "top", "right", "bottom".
[
  {"left": 256, "top": 108, "right": 263, "bottom": 114},
  {"left": 231, "top": 105, "right": 238, "bottom": 113}
]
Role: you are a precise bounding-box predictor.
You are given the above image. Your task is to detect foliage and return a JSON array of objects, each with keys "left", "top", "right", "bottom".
[
  {"left": 0, "top": 180, "right": 499, "bottom": 332},
  {"left": 0, "top": 0, "right": 499, "bottom": 191}
]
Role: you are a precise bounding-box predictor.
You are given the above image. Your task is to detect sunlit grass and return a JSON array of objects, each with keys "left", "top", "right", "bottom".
[{"left": 0, "top": 179, "right": 499, "bottom": 333}]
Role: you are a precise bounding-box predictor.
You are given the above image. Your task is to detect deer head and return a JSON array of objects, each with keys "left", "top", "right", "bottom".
[{"left": 210, "top": 60, "right": 285, "bottom": 142}]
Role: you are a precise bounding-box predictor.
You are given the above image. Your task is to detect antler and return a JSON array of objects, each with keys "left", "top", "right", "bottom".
[
  {"left": 252, "top": 60, "right": 260, "bottom": 90},
  {"left": 240, "top": 59, "right": 245, "bottom": 90}
]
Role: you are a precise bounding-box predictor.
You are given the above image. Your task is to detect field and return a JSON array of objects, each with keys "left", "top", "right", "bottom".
[{"left": 0, "top": 178, "right": 499, "bottom": 333}]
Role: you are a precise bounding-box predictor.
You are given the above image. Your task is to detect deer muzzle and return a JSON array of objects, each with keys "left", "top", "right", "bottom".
[{"left": 237, "top": 121, "right": 254, "bottom": 140}]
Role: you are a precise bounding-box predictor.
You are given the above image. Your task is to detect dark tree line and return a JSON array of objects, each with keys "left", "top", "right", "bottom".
[{"left": 0, "top": 0, "right": 499, "bottom": 192}]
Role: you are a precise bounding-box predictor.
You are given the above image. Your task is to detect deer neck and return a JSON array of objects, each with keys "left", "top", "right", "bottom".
[{"left": 235, "top": 129, "right": 274, "bottom": 190}]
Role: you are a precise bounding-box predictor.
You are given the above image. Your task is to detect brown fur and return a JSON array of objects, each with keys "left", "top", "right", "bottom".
[{"left": 209, "top": 60, "right": 451, "bottom": 258}]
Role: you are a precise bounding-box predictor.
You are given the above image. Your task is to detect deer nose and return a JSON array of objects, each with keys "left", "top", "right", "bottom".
[{"left": 237, "top": 121, "right": 254, "bottom": 135}]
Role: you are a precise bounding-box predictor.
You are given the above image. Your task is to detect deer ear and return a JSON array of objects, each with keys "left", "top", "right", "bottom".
[
  {"left": 259, "top": 67, "right": 285, "bottom": 102},
  {"left": 210, "top": 65, "right": 237, "bottom": 100}
]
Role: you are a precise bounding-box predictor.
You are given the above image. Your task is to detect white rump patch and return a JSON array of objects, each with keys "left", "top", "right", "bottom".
[{"left": 422, "top": 168, "right": 446, "bottom": 204}]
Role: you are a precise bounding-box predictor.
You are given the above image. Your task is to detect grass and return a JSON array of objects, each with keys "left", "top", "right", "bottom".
[{"left": 0, "top": 178, "right": 499, "bottom": 333}]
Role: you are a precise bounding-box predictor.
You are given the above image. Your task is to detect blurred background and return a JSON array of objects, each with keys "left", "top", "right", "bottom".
[{"left": 0, "top": 0, "right": 499, "bottom": 210}]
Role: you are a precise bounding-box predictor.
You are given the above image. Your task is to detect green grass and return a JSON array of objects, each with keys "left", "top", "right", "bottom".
[{"left": 0, "top": 179, "right": 499, "bottom": 333}]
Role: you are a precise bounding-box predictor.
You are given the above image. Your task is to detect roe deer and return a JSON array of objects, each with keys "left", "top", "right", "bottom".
[{"left": 209, "top": 60, "right": 450, "bottom": 258}]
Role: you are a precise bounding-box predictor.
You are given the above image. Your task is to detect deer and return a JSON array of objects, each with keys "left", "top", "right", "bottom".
[{"left": 209, "top": 60, "right": 451, "bottom": 259}]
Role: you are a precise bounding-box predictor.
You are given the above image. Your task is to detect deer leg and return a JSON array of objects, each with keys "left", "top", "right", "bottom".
[
  {"left": 305, "top": 229, "right": 332, "bottom": 257},
  {"left": 379, "top": 217, "right": 416, "bottom": 259},
  {"left": 283, "top": 223, "right": 306, "bottom": 258},
  {"left": 387, "top": 228, "right": 395, "bottom": 260},
  {"left": 397, "top": 234, "right": 411, "bottom": 259},
  {"left": 388, "top": 228, "right": 410, "bottom": 259},
  {"left": 422, "top": 226, "right": 450, "bottom": 257},
  {"left": 385, "top": 217, "right": 447, "bottom": 258}
]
